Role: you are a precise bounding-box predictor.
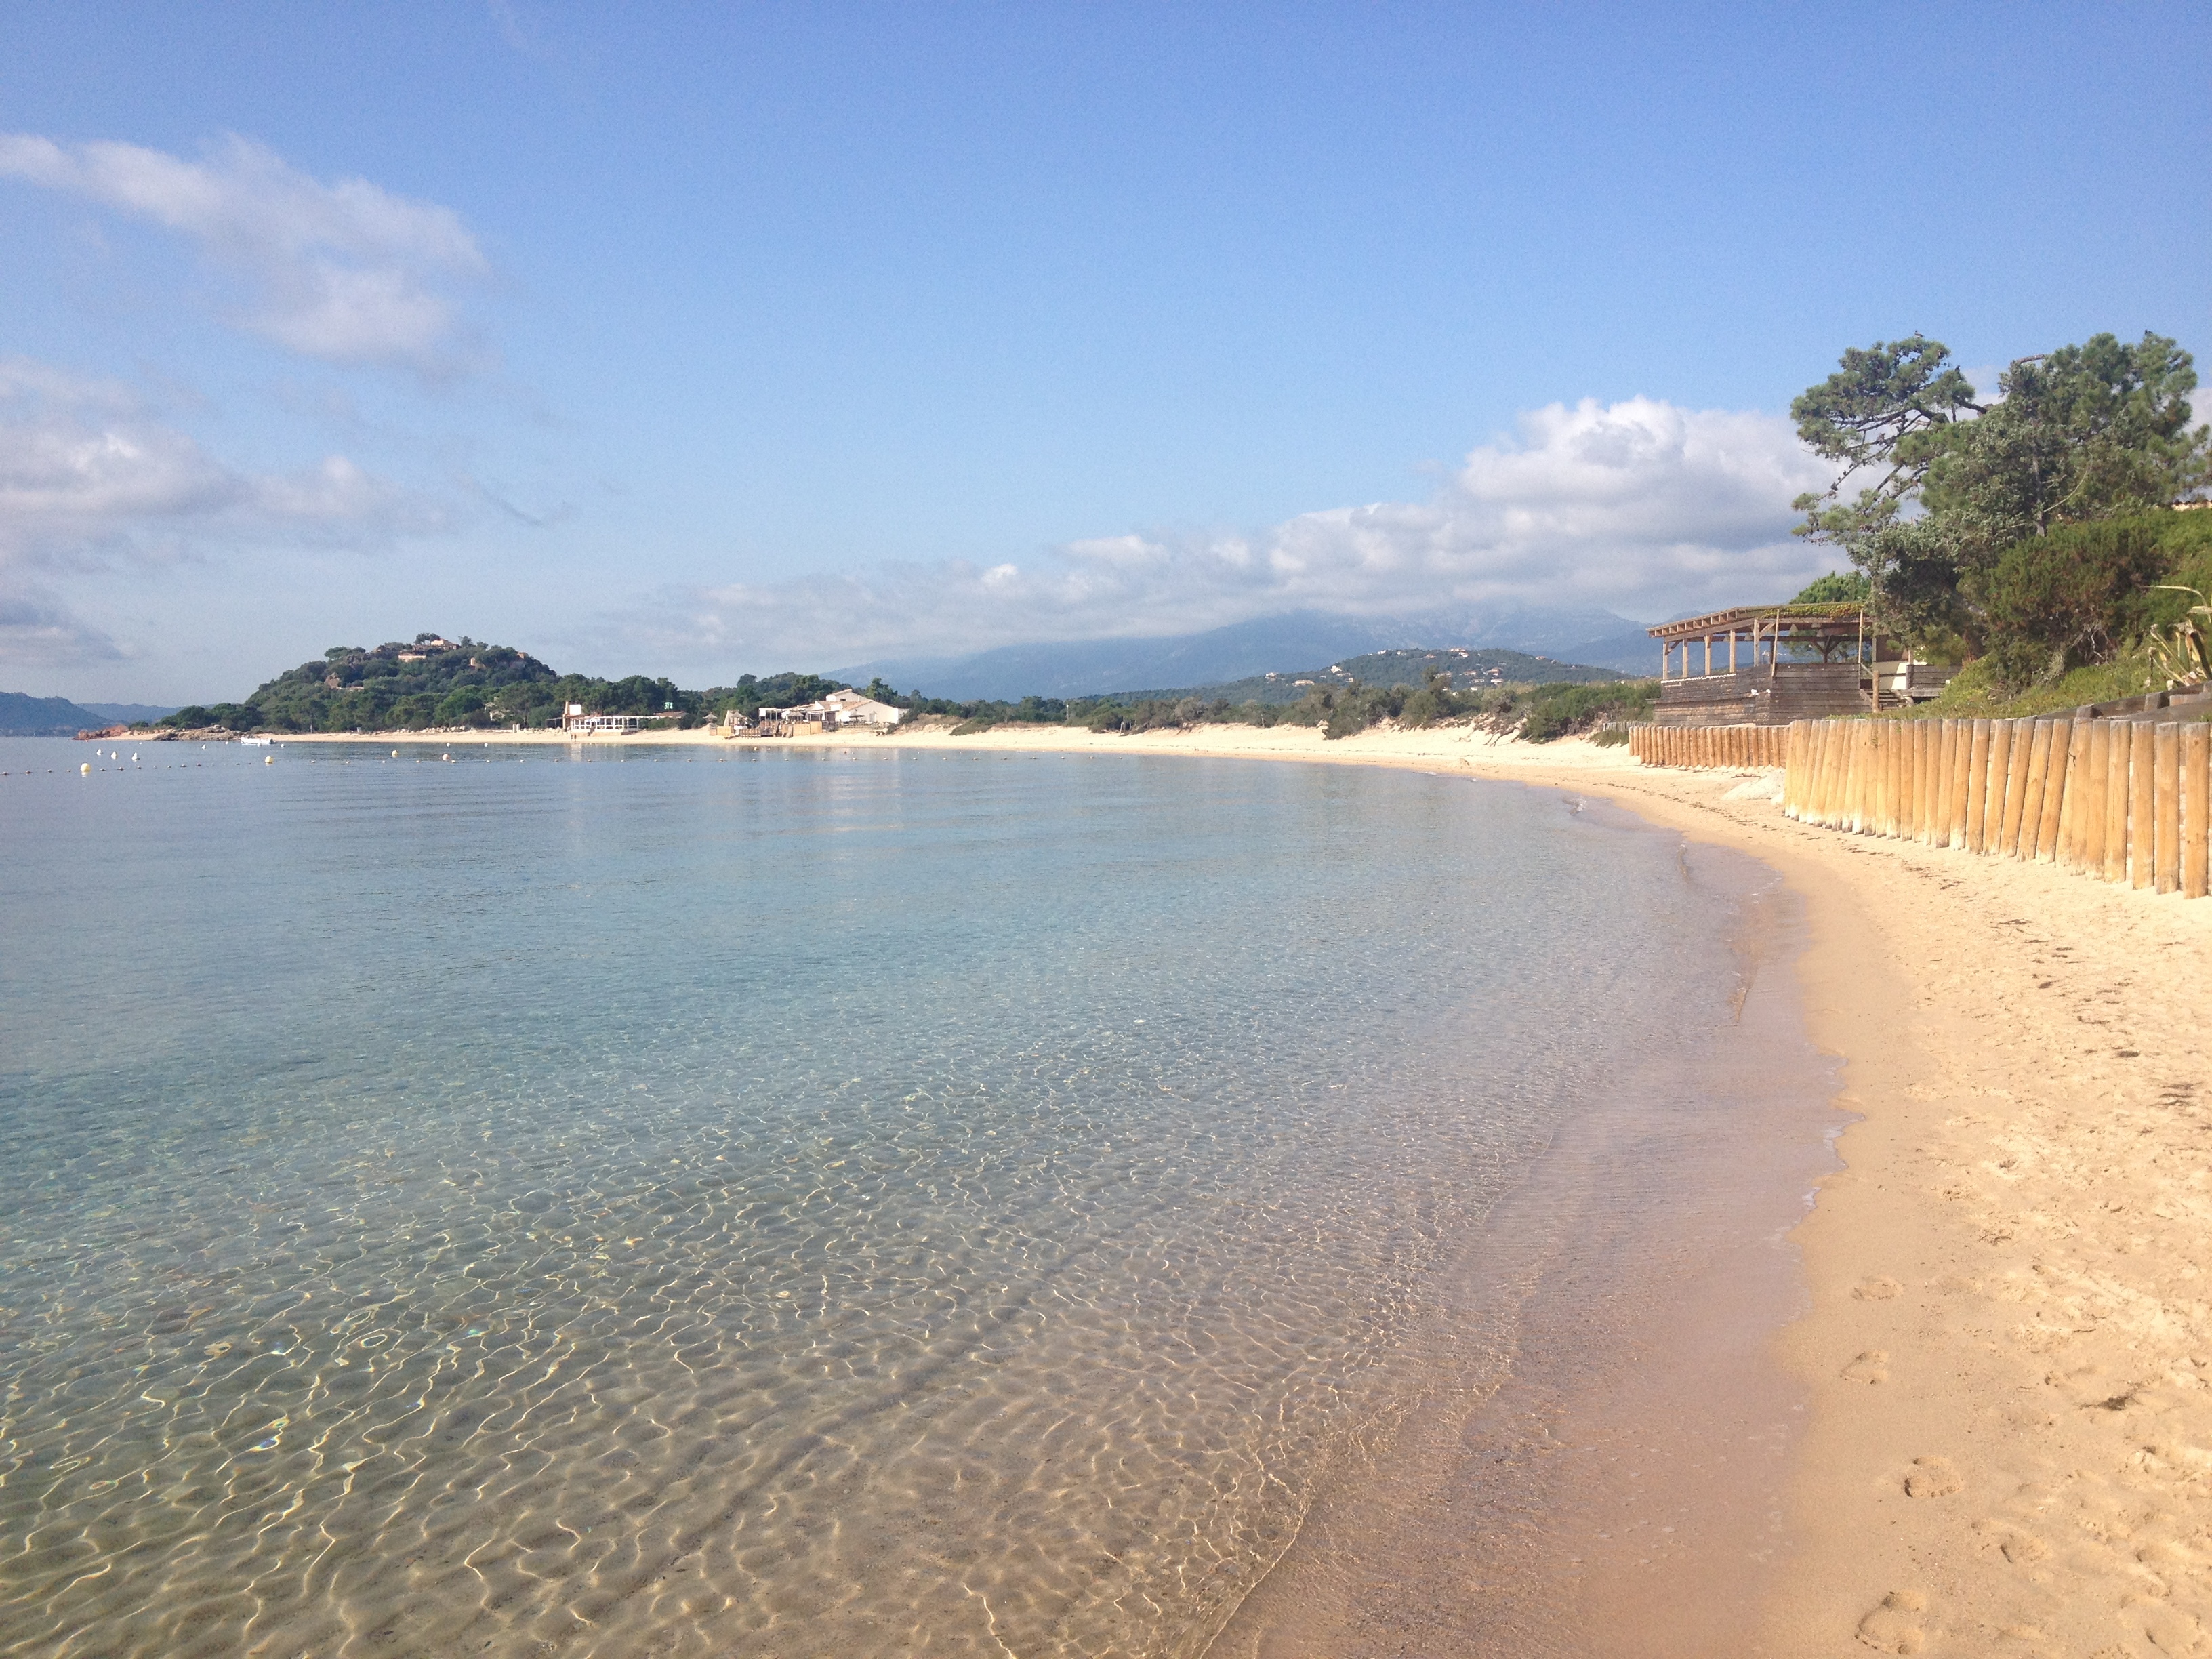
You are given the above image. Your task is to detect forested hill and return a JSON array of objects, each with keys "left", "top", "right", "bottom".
[
  {"left": 165, "top": 634, "right": 848, "bottom": 733},
  {"left": 0, "top": 691, "right": 104, "bottom": 735}
]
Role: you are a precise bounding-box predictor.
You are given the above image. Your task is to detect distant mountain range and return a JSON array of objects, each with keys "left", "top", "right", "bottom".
[
  {"left": 0, "top": 694, "right": 182, "bottom": 735},
  {"left": 1117, "top": 646, "right": 1627, "bottom": 708},
  {"left": 79, "top": 702, "right": 181, "bottom": 724},
  {"left": 0, "top": 692, "right": 103, "bottom": 735},
  {"left": 832, "top": 606, "right": 1660, "bottom": 700}
]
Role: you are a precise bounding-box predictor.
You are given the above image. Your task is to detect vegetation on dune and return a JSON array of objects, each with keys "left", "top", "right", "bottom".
[{"left": 1790, "top": 330, "right": 2211, "bottom": 697}]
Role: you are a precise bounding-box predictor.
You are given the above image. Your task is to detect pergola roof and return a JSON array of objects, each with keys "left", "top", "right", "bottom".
[{"left": 1647, "top": 602, "right": 1871, "bottom": 644}]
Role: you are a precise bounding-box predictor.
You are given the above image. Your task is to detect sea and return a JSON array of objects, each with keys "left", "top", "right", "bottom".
[{"left": 0, "top": 736, "right": 1836, "bottom": 1658}]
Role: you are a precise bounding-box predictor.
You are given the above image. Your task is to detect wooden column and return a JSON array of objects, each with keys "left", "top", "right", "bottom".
[
  {"left": 1948, "top": 719, "right": 1973, "bottom": 846},
  {"left": 2034, "top": 720, "right": 2070, "bottom": 861},
  {"left": 1905, "top": 720, "right": 1925, "bottom": 841},
  {"left": 1927, "top": 720, "right": 1952, "bottom": 846},
  {"left": 2055, "top": 722, "right": 2090, "bottom": 872},
  {"left": 2013, "top": 721, "right": 2052, "bottom": 859},
  {"left": 2131, "top": 722, "right": 2157, "bottom": 888},
  {"left": 2081, "top": 721, "right": 2111, "bottom": 878},
  {"left": 1849, "top": 725, "right": 1866, "bottom": 832},
  {"left": 1998, "top": 718, "right": 2031, "bottom": 856},
  {"left": 2182, "top": 724, "right": 2209, "bottom": 900},
  {"left": 2155, "top": 723, "right": 2182, "bottom": 893},
  {"left": 1982, "top": 721, "right": 2013, "bottom": 855},
  {"left": 2102, "top": 721, "right": 2132, "bottom": 883},
  {"left": 1963, "top": 720, "right": 1992, "bottom": 851},
  {"left": 1703, "top": 635, "right": 1713, "bottom": 676}
]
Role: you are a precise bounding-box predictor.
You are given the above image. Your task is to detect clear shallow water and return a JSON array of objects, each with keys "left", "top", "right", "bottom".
[{"left": 2, "top": 738, "right": 1818, "bottom": 1657}]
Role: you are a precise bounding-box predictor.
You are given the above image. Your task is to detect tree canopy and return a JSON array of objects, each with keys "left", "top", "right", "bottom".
[{"left": 1793, "top": 331, "right": 2210, "bottom": 661}]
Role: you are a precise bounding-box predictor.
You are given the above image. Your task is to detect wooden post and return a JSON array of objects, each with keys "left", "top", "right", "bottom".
[
  {"left": 1982, "top": 720, "right": 2013, "bottom": 856},
  {"left": 2182, "top": 724, "right": 2209, "bottom": 900},
  {"left": 2012, "top": 721, "right": 2051, "bottom": 859},
  {"left": 1964, "top": 720, "right": 1992, "bottom": 852},
  {"left": 2155, "top": 723, "right": 2182, "bottom": 894},
  {"left": 1998, "top": 718, "right": 2030, "bottom": 856},
  {"left": 2103, "top": 720, "right": 2131, "bottom": 882},
  {"left": 1948, "top": 718, "right": 1973, "bottom": 847},
  {"left": 1729, "top": 630, "right": 1738, "bottom": 673},
  {"left": 1871, "top": 724, "right": 1891, "bottom": 838},
  {"left": 1938, "top": 716, "right": 1955, "bottom": 844},
  {"left": 1824, "top": 722, "right": 1845, "bottom": 827},
  {"left": 1811, "top": 722, "right": 1832, "bottom": 824},
  {"left": 1891, "top": 721, "right": 1909, "bottom": 838},
  {"left": 1907, "top": 720, "right": 1927, "bottom": 842},
  {"left": 2131, "top": 722, "right": 2157, "bottom": 888},
  {"left": 1852, "top": 724, "right": 1869, "bottom": 832},
  {"left": 2034, "top": 720, "right": 2070, "bottom": 861},
  {"left": 1927, "top": 720, "right": 1952, "bottom": 846},
  {"left": 2081, "top": 721, "right": 2110, "bottom": 878},
  {"left": 2055, "top": 722, "right": 2090, "bottom": 872}
]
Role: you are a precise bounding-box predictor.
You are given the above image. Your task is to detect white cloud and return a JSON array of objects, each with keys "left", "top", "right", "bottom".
[
  {"left": 0, "top": 356, "right": 448, "bottom": 672},
  {"left": 632, "top": 396, "right": 1839, "bottom": 666},
  {"left": 0, "top": 357, "right": 443, "bottom": 571},
  {"left": 0, "top": 590, "right": 125, "bottom": 670},
  {"left": 0, "top": 134, "right": 488, "bottom": 374}
]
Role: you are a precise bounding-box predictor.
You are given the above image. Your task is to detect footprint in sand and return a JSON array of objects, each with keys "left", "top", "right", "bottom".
[
  {"left": 1842, "top": 1351, "right": 1891, "bottom": 1385},
  {"left": 1858, "top": 1590, "right": 1929, "bottom": 1654},
  {"left": 1904, "top": 1456, "right": 1964, "bottom": 1498},
  {"left": 1971, "top": 1518, "right": 2049, "bottom": 1563},
  {"left": 1853, "top": 1277, "right": 1903, "bottom": 1300}
]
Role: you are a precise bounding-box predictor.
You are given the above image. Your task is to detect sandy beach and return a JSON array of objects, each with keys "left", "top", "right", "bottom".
[{"left": 283, "top": 718, "right": 2212, "bottom": 1653}]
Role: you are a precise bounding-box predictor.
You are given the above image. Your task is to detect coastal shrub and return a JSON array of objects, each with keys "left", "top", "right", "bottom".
[
  {"left": 1980, "top": 519, "right": 2169, "bottom": 687},
  {"left": 1516, "top": 680, "right": 1658, "bottom": 742},
  {"left": 1589, "top": 725, "right": 1632, "bottom": 746},
  {"left": 1910, "top": 649, "right": 2162, "bottom": 720}
]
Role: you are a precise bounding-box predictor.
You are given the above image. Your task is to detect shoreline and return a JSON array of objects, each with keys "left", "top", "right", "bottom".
[{"left": 262, "top": 720, "right": 2212, "bottom": 1647}]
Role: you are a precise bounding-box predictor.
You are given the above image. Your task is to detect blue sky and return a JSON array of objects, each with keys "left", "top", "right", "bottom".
[{"left": 2, "top": 1, "right": 2206, "bottom": 701}]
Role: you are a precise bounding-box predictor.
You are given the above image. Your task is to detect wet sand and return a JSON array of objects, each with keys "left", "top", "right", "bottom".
[{"left": 282, "top": 719, "right": 2212, "bottom": 1652}]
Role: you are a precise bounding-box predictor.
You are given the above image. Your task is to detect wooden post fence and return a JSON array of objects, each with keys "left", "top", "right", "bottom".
[{"left": 1689, "top": 712, "right": 2212, "bottom": 903}]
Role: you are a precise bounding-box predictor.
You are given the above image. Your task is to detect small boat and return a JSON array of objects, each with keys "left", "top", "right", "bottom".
[{"left": 239, "top": 735, "right": 274, "bottom": 746}]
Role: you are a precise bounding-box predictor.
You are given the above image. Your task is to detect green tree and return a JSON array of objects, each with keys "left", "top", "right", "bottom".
[
  {"left": 1791, "top": 570, "right": 1872, "bottom": 603},
  {"left": 1794, "top": 331, "right": 2209, "bottom": 652}
]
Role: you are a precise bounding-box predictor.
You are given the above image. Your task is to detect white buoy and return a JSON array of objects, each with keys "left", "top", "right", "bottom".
[{"left": 392, "top": 750, "right": 399, "bottom": 758}]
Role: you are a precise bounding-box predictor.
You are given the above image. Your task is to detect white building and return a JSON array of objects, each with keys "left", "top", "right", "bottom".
[
  {"left": 563, "top": 703, "right": 645, "bottom": 735},
  {"left": 750, "top": 691, "right": 905, "bottom": 733},
  {"left": 822, "top": 689, "right": 905, "bottom": 727}
]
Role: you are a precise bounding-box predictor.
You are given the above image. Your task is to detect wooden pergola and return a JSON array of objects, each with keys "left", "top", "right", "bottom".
[{"left": 1647, "top": 602, "right": 1883, "bottom": 680}]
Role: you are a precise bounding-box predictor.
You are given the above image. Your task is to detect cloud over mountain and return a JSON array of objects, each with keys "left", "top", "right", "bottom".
[{"left": 631, "top": 396, "right": 1836, "bottom": 668}]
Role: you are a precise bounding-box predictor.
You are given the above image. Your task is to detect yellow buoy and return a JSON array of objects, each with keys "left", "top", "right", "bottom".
[
  {"left": 80, "top": 762, "right": 90, "bottom": 775},
  {"left": 265, "top": 754, "right": 274, "bottom": 764}
]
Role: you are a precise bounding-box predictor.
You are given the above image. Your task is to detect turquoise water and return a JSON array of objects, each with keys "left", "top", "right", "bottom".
[{"left": 1, "top": 738, "right": 1820, "bottom": 1657}]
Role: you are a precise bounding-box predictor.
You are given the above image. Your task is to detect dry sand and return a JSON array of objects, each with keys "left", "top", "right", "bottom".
[{"left": 289, "top": 718, "right": 2212, "bottom": 1652}]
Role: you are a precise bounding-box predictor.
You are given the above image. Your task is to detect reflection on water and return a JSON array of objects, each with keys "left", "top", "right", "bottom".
[{"left": 1, "top": 741, "right": 1805, "bottom": 1656}]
